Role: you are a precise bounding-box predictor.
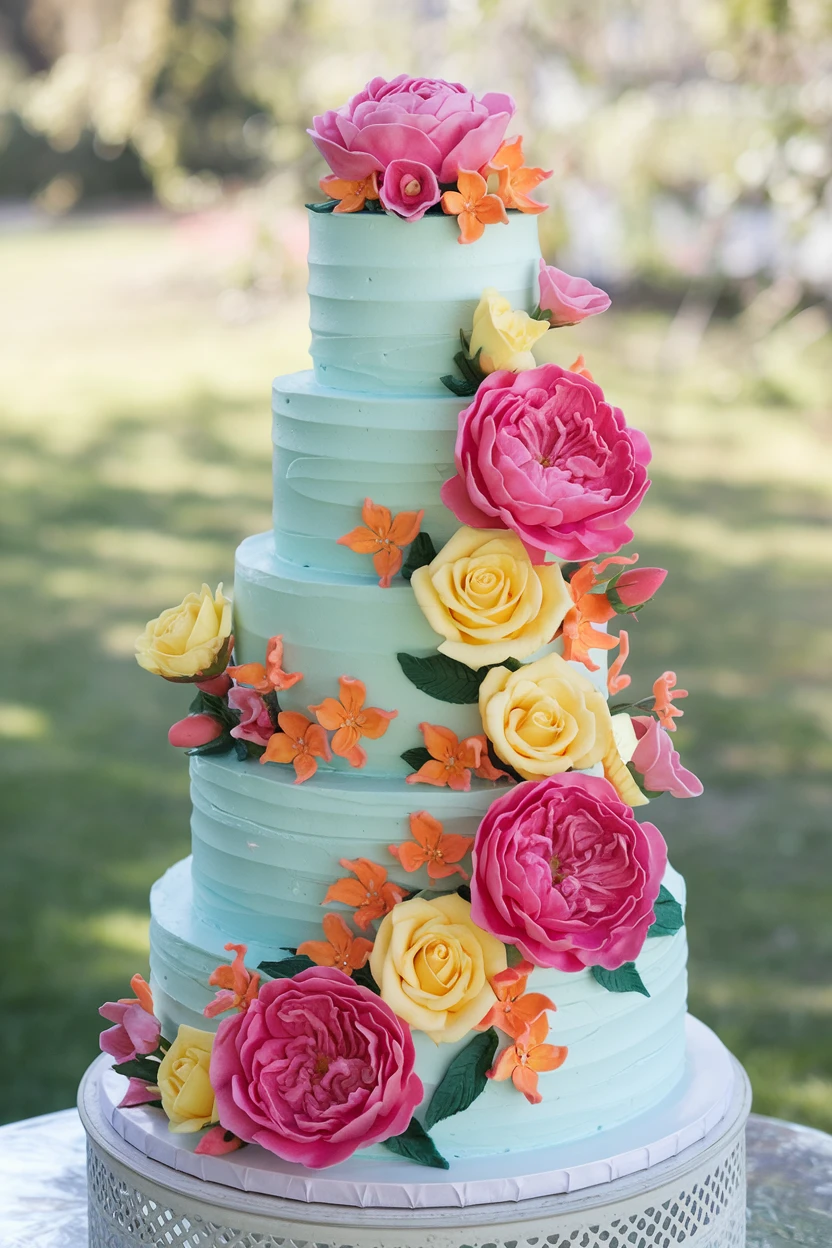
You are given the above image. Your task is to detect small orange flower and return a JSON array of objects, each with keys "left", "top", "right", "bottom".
[
  {"left": 323, "top": 857, "right": 408, "bottom": 931},
  {"left": 297, "top": 912, "right": 375, "bottom": 975},
  {"left": 389, "top": 810, "right": 474, "bottom": 881},
  {"left": 338, "top": 497, "right": 424, "bottom": 588},
  {"left": 228, "top": 635, "right": 302, "bottom": 693},
  {"left": 260, "top": 711, "right": 332, "bottom": 783},
  {"left": 309, "top": 676, "right": 397, "bottom": 768},
  {"left": 653, "top": 671, "right": 688, "bottom": 732},
  {"left": 482, "top": 136, "right": 552, "bottom": 215},
  {"left": 560, "top": 555, "right": 639, "bottom": 671},
  {"left": 204, "top": 943, "right": 260, "bottom": 1019},
  {"left": 568, "top": 354, "right": 594, "bottom": 381},
  {"left": 487, "top": 1014, "right": 568, "bottom": 1104},
  {"left": 120, "top": 973, "right": 154, "bottom": 1015},
  {"left": 405, "top": 723, "right": 483, "bottom": 792},
  {"left": 475, "top": 960, "right": 557, "bottom": 1035},
  {"left": 320, "top": 171, "right": 380, "bottom": 213},
  {"left": 468, "top": 734, "right": 513, "bottom": 783},
  {"left": 441, "top": 169, "right": 509, "bottom": 244},
  {"left": 607, "top": 629, "right": 631, "bottom": 696}
]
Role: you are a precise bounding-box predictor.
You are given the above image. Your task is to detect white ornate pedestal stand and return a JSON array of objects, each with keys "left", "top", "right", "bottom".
[{"left": 80, "top": 1045, "right": 750, "bottom": 1248}]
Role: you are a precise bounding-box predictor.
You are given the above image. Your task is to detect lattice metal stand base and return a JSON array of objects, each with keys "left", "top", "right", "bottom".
[{"left": 79, "top": 1058, "right": 751, "bottom": 1248}]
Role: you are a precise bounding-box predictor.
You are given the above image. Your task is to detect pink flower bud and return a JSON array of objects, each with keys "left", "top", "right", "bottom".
[
  {"left": 538, "top": 261, "right": 611, "bottom": 326},
  {"left": 168, "top": 714, "right": 224, "bottom": 749},
  {"left": 607, "top": 567, "right": 667, "bottom": 613},
  {"left": 195, "top": 1125, "right": 243, "bottom": 1156},
  {"left": 195, "top": 672, "right": 232, "bottom": 696}
]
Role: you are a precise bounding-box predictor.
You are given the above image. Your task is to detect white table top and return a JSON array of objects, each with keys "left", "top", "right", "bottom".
[{"left": 0, "top": 1108, "right": 830, "bottom": 1247}]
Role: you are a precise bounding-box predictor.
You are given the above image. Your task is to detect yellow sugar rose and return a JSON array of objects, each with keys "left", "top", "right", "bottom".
[
  {"left": 479, "top": 651, "right": 614, "bottom": 781},
  {"left": 469, "top": 288, "right": 549, "bottom": 374},
  {"left": 411, "top": 527, "right": 571, "bottom": 670},
  {"left": 370, "top": 893, "right": 507, "bottom": 1045},
  {"left": 157, "top": 1024, "right": 217, "bottom": 1133},
  {"left": 135, "top": 583, "right": 232, "bottom": 681}
]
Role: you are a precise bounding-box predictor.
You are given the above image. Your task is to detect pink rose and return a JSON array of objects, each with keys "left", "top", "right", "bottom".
[
  {"left": 631, "top": 716, "right": 703, "bottom": 799},
  {"left": 309, "top": 75, "right": 514, "bottom": 183},
  {"left": 538, "top": 261, "right": 611, "bottom": 326},
  {"left": 210, "top": 967, "right": 423, "bottom": 1168},
  {"left": 228, "top": 686, "right": 273, "bottom": 747},
  {"left": 441, "top": 364, "right": 652, "bottom": 562},
  {"left": 470, "top": 773, "right": 667, "bottom": 972},
  {"left": 99, "top": 1000, "right": 161, "bottom": 1064},
  {"left": 379, "top": 158, "right": 441, "bottom": 220}
]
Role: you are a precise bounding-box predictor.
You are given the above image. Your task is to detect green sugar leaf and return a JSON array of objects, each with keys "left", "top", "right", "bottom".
[
  {"left": 402, "top": 532, "right": 438, "bottom": 581},
  {"left": 257, "top": 955, "right": 316, "bottom": 979},
  {"left": 440, "top": 373, "right": 478, "bottom": 397},
  {"left": 112, "top": 1054, "right": 162, "bottom": 1081},
  {"left": 401, "top": 746, "right": 433, "bottom": 771},
  {"left": 424, "top": 1029, "right": 499, "bottom": 1130},
  {"left": 397, "top": 652, "right": 484, "bottom": 703},
  {"left": 305, "top": 200, "right": 337, "bottom": 212},
  {"left": 382, "top": 1118, "right": 449, "bottom": 1169},
  {"left": 592, "top": 963, "right": 650, "bottom": 997},
  {"left": 186, "top": 731, "right": 235, "bottom": 757},
  {"left": 647, "top": 884, "right": 685, "bottom": 938},
  {"left": 350, "top": 964, "right": 381, "bottom": 994}
]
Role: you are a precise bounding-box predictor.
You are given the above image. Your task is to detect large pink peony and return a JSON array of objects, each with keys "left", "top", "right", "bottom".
[
  {"left": 631, "top": 716, "right": 703, "bottom": 799},
  {"left": 470, "top": 773, "right": 667, "bottom": 972},
  {"left": 441, "top": 365, "right": 652, "bottom": 562},
  {"left": 309, "top": 75, "right": 514, "bottom": 184},
  {"left": 210, "top": 967, "right": 422, "bottom": 1168}
]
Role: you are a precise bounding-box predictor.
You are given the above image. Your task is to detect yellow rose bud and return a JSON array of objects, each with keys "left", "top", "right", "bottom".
[
  {"left": 135, "top": 583, "right": 232, "bottom": 681},
  {"left": 411, "top": 527, "right": 571, "bottom": 670},
  {"left": 479, "top": 651, "right": 613, "bottom": 781},
  {"left": 469, "top": 287, "right": 549, "bottom": 374},
  {"left": 157, "top": 1024, "right": 217, "bottom": 1133},
  {"left": 370, "top": 893, "right": 506, "bottom": 1045}
]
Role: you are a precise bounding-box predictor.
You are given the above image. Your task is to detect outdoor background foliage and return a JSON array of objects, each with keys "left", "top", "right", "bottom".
[{"left": 1, "top": 0, "right": 831, "bottom": 1128}]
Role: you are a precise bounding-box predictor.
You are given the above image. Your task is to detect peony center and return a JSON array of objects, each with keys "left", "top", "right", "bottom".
[
  {"left": 313, "top": 1052, "right": 330, "bottom": 1076},
  {"left": 403, "top": 177, "right": 422, "bottom": 197}
]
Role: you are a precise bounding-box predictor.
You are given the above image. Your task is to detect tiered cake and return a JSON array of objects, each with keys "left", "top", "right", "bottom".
[{"left": 92, "top": 76, "right": 734, "bottom": 1200}]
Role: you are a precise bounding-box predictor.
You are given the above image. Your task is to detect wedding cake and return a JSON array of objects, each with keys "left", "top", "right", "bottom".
[{"left": 89, "top": 76, "right": 741, "bottom": 1210}]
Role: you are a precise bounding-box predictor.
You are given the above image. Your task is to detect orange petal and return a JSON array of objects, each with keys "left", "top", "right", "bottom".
[
  {"left": 446, "top": 767, "right": 473, "bottom": 792},
  {"left": 323, "top": 878, "right": 370, "bottom": 908},
  {"left": 512, "top": 992, "right": 558, "bottom": 1027},
  {"left": 261, "top": 733, "right": 298, "bottom": 765},
  {"left": 387, "top": 509, "right": 424, "bottom": 547},
  {"left": 341, "top": 858, "right": 388, "bottom": 891},
  {"left": 321, "top": 911, "right": 354, "bottom": 957},
  {"left": 293, "top": 752, "right": 317, "bottom": 784},
  {"left": 346, "top": 936, "right": 375, "bottom": 969},
  {"left": 512, "top": 1065, "right": 542, "bottom": 1104},
  {"left": 488, "top": 1044, "right": 520, "bottom": 1082},
  {"left": 488, "top": 136, "right": 524, "bottom": 173},
  {"left": 406, "top": 759, "right": 451, "bottom": 787},
  {"left": 337, "top": 525, "right": 384, "bottom": 554},
  {"left": 440, "top": 190, "right": 465, "bottom": 216},
  {"left": 437, "top": 832, "right": 474, "bottom": 864},
  {"left": 359, "top": 705, "right": 397, "bottom": 739},
  {"left": 277, "top": 710, "right": 313, "bottom": 739},
  {"left": 227, "top": 662, "right": 270, "bottom": 692},
  {"left": 304, "top": 722, "right": 332, "bottom": 760},
  {"left": 427, "top": 859, "right": 469, "bottom": 881},
  {"left": 607, "top": 630, "right": 631, "bottom": 696},
  {"left": 331, "top": 723, "right": 361, "bottom": 757},
  {"left": 296, "top": 938, "right": 338, "bottom": 966},
  {"left": 338, "top": 676, "right": 366, "bottom": 717},
  {"left": 309, "top": 696, "right": 347, "bottom": 731},
  {"left": 361, "top": 497, "right": 393, "bottom": 538},
  {"left": 373, "top": 545, "right": 403, "bottom": 588},
  {"left": 420, "top": 722, "right": 459, "bottom": 761},
  {"left": 528, "top": 1043, "right": 569, "bottom": 1073},
  {"left": 343, "top": 742, "right": 368, "bottom": 768},
  {"left": 389, "top": 840, "right": 428, "bottom": 873},
  {"left": 457, "top": 211, "right": 485, "bottom": 244},
  {"left": 458, "top": 736, "right": 483, "bottom": 769},
  {"left": 457, "top": 169, "right": 488, "bottom": 201},
  {"left": 408, "top": 810, "right": 443, "bottom": 850},
  {"left": 476, "top": 193, "right": 510, "bottom": 225},
  {"left": 568, "top": 354, "right": 594, "bottom": 380}
]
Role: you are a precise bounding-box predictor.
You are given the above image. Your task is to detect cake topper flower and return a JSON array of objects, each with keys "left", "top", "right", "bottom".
[
  {"left": 318, "top": 171, "right": 379, "bottom": 213},
  {"left": 441, "top": 169, "right": 508, "bottom": 244},
  {"left": 310, "top": 676, "right": 397, "bottom": 768},
  {"left": 486, "top": 1014, "right": 568, "bottom": 1104},
  {"left": 483, "top": 136, "right": 552, "bottom": 215},
  {"left": 260, "top": 711, "right": 331, "bottom": 783},
  {"left": 338, "top": 498, "right": 424, "bottom": 588},
  {"left": 323, "top": 857, "right": 409, "bottom": 930},
  {"left": 297, "top": 912, "right": 375, "bottom": 976},
  {"left": 405, "top": 722, "right": 484, "bottom": 791},
  {"left": 389, "top": 810, "right": 474, "bottom": 881},
  {"left": 475, "top": 961, "right": 556, "bottom": 1035}
]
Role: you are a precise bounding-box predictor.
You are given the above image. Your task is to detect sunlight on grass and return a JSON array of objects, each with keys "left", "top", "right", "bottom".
[
  {"left": 0, "top": 704, "right": 50, "bottom": 739},
  {"left": 85, "top": 911, "right": 151, "bottom": 955}
]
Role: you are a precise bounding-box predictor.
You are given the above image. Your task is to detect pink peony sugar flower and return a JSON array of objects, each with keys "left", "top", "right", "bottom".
[
  {"left": 379, "top": 158, "right": 441, "bottom": 220},
  {"left": 228, "top": 685, "right": 274, "bottom": 748},
  {"left": 441, "top": 364, "right": 652, "bottom": 563},
  {"left": 470, "top": 773, "right": 667, "bottom": 972},
  {"left": 99, "top": 974, "right": 161, "bottom": 1063},
  {"left": 631, "top": 716, "right": 703, "bottom": 799},
  {"left": 538, "top": 261, "right": 611, "bottom": 326},
  {"left": 210, "top": 967, "right": 422, "bottom": 1168},
  {"left": 309, "top": 75, "right": 514, "bottom": 184}
]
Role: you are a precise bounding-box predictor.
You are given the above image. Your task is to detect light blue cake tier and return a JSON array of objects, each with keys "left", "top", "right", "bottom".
[
  {"left": 233, "top": 531, "right": 610, "bottom": 778},
  {"left": 308, "top": 210, "right": 541, "bottom": 394},
  {"left": 150, "top": 855, "right": 688, "bottom": 1159}
]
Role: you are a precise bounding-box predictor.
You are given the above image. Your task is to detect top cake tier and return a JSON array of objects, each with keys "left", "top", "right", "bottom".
[{"left": 307, "top": 209, "right": 541, "bottom": 394}]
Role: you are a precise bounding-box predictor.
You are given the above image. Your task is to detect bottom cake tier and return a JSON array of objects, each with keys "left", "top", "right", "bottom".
[{"left": 150, "top": 856, "right": 689, "bottom": 1162}]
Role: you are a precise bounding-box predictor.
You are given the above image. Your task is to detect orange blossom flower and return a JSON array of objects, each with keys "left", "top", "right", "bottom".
[
  {"left": 260, "top": 711, "right": 332, "bottom": 783},
  {"left": 320, "top": 170, "right": 380, "bottom": 213},
  {"left": 568, "top": 354, "right": 594, "bottom": 381},
  {"left": 653, "top": 671, "right": 688, "bottom": 732},
  {"left": 441, "top": 169, "right": 509, "bottom": 244},
  {"left": 309, "top": 676, "right": 397, "bottom": 768},
  {"left": 405, "top": 722, "right": 483, "bottom": 792},
  {"left": 475, "top": 960, "right": 557, "bottom": 1035},
  {"left": 227, "top": 634, "right": 302, "bottom": 693},
  {"left": 389, "top": 810, "right": 474, "bottom": 882},
  {"left": 560, "top": 554, "right": 639, "bottom": 671},
  {"left": 607, "top": 629, "right": 631, "bottom": 696},
  {"left": 483, "top": 136, "right": 552, "bottom": 215},
  {"left": 323, "top": 857, "right": 409, "bottom": 931},
  {"left": 468, "top": 733, "right": 512, "bottom": 782},
  {"left": 338, "top": 497, "right": 424, "bottom": 588},
  {"left": 297, "top": 912, "right": 374, "bottom": 975},
  {"left": 487, "top": 1013, "right": 568, "bottom": 1104},
  {"left": 120, "top": 973, "right": 154, "bottom": 1015},
  {"left": 204, "top": 942, "right": 260, "bottom": 1019}
]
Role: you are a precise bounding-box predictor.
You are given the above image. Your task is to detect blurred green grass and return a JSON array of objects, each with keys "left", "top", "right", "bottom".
[{"left": 1, "top": 211, "right": 831, "bottom": 1129}]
